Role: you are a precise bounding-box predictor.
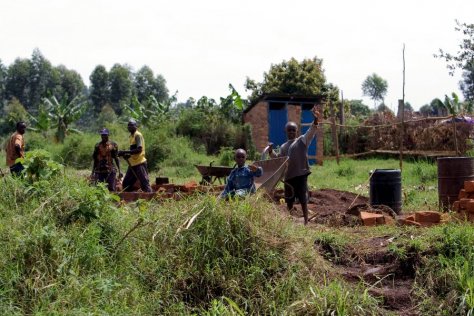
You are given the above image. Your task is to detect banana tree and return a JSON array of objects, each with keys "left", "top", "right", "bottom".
[
  {"left": 41, "top": 96, "right": 87, "bottom": 143},
  {"left": 434, "top": 92, "right": 462, "bottom": 155},
  {"left": 28, "top": 103, "right": 51, "bottom": 137},
  {"left": 124, "top": 95, "right": 170, "bottom": 127}
]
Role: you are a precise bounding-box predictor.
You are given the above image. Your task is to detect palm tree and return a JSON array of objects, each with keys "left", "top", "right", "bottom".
[{"left": 41, "top": 96, "right": 87, "bottom": 143}]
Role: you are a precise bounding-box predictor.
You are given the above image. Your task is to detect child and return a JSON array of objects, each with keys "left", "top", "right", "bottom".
[
  {"left": 219, "top": 149, "right": 263, "bottom": 199},
  {"left": 268, "top": 106, "right": 320, "bottom": 225}
]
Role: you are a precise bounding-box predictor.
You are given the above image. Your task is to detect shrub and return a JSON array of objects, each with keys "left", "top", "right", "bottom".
[
  {"left": 218, "top": 147, "right": 235, "bottom": 166},
  {"left": 20, "top": 149, "right": 63, "bottom": 182},
  {"left": 58, "top": 133, "right": 97, "bottom": 169}
]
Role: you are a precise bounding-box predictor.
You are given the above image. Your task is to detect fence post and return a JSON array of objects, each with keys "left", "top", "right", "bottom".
[
  {"left": 398, "top": 99, "right": 405, "bottom": 170},
  {"left": 453, "top": 115, "right": 459, "bottom": 156},
  {"left": 330, "top": 103, "right": 340, "bottom": 164}
]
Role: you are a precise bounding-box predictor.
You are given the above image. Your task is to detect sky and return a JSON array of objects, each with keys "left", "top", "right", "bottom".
[{"left": 1, "top": 0, "right": 473, "bottom": 111}]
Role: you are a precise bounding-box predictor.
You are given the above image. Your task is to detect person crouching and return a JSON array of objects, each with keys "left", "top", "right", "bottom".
[{"left": 219, "top": 149, "right": 263, "bottom": 199}]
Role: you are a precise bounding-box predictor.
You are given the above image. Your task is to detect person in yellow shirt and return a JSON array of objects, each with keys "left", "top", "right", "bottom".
[
  {"left": 5, "top": 121, "right": 26, "bottom": 176},
  {"left": 118, "top": 119, "right": 152, "bottom": 192}
]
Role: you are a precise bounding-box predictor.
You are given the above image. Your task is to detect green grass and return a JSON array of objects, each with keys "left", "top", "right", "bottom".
[
  {"left": 0, "top": 172, "right": 387, "bottom": 315},
  {"left": 309, "top": 158, "right": 439, "bottom": 211},
  {"left": 2, "top": 140, "right": 474, "bottom": 314}
]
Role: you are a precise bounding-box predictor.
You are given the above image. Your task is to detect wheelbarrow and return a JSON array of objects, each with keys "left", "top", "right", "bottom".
[
  {"left": 254, "top": 157, "right": 289, "bottom": 194},
  {"left": 195, "top": 162, "right": 235, "bottom": 185}
]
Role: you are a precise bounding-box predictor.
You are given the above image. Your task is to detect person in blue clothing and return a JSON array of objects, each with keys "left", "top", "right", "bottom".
[{"left": 219, "top": 149, "right": 263, "bottom": 199}]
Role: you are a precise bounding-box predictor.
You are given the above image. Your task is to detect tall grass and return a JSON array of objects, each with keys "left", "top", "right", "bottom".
[
  {"left": 414, "top": 224, "right": 474, "bottom": 315},
  {"left": 0, "top": 172, "right": 384, "bottom": 314}
]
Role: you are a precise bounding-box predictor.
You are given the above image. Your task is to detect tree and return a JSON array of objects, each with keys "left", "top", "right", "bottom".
[
  {"left": 404, "top": 102, "right": 414, "bottom": 112},
  {"left": 40, "top": 96, "right": 87, "bottom": 143},
  {"left": 218, "top": 84, "right": 245, "bottom": 124},
  {"left": 0, "top": 59, "right": 6, "bottom": 107},
  {"left": 461, "top": 60, "right": 474, "bottom": 102},
  {"left": 109, "top": 64, "right": 133, "bottom": 115},
  {"left": 52, "top": 65, "right": 85, "bottom": 104},
  {"left": 245, "top": 57, "right": 327, "bottom": 102},
  {"left": 89, "top": 65, "right": 110, "bottom": 114},
  {"left": 436, "top": 20, "right": 474, "bottom": 102},
  {"left": 97, "top": 104, "right": 117, "bottom": 127},
  {"left": 28, "top": 48, "right": 54, "bottom": 111},
  {"left": 362, "top": 73, "right": 388, "bottom": 108},
  {"left": 134, "top": 66, "right": 169, "bottom": 105},
  {"left": 124, "top": 95, "right": 171, "bottom": 128},
  {"left": 348, "top": 99, "right": 371, "bottom": 117},
  {"left": 419, "top": 104, "right": 434, "bottom": 116},
  {"left": 376, "top": 103, "right": 393, "bottom": 114},
  {"left": 0, "top": 97, "right": 29, "bottom": 134},
  {"left": 5, "top": 58, "right": 31, "bottom": 109}
]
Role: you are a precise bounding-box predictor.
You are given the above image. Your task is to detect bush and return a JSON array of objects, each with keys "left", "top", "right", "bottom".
[
  {"left": 58, "top": 133, "right": 98, "bottom": 169},
  {"left": 20, "top": 149, "right": 63, "bottom": 182},
  {"left": 176, "top": 108, "right": 236, "bottom": 155},
  {"left": 218, "top": 147, "right": 235, "bottom": 166}
]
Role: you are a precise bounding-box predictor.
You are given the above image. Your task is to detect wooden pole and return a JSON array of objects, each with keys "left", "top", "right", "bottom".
[
  {"left": 398, "top": 99, "right": 405, "bottom": 170},
  {"left": 399, "top": 44, "right": 406, "bottom": 171},
  {"left": 339, "top": 90, "right": 345, "bottom": 134},
  {"left": 330, "top": 103, "right": 340, "bottom": 164},
  {"left": 453, "top": 116, "right": 459, "bottom": 156}
]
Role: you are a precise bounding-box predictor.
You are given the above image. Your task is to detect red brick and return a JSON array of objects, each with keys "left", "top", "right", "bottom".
[
  {"left": 465, "top": 181, "right": 474, "bottom": 193},
  {"left": 360, "top": 211, "right": 385, "bottom": 226},
  {"left": 467, "top": 193, "right": 474, "bottom": 199},
  {"left": 397, "top": 218, "right": 422, "bottom": 227},
  {"left": 415, "top": 211, "right": 442, "bottom": 223},
  {"left": 459, "top": 198, "right": 473, "bottom": 209},
  {"left": 459, "top": 189, "right": 468, "bottom": 199},
  {"left": 466, "top": 201, "right": 474, "bottom": 214},
  {"left": 453, "top": 201, "right": 460, "bottom": 212},
  {"left": 383, "top": 215, "right": 395, "bottom": 225}
]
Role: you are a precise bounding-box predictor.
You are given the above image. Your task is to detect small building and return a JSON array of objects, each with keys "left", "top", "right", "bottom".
[{"left": 243, "top": 94, "right": 324, "bottom": 165}]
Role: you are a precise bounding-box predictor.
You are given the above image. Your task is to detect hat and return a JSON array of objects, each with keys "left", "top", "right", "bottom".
[{"left": 99, "top": 128, "right": 109, "bottom": 135}]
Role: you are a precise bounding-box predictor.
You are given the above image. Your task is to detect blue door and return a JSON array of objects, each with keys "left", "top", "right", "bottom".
[
  {"left": 301, "top": 105, "right": 317, "bottom": 164},
  {"left": 268, "top": 103, "right": 287, "bottom": 148}
]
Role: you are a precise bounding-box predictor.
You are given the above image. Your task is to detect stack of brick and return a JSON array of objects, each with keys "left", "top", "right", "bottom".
[
  {"left": 359, "top": 210, "right": 443, "bottom": 227},
  {"left": 359, "top": 211, "right": 396, "bottom": 226},
  {"left": 396, "top": 211, "right": 442, "bottom": 227},
  {"left": 452, "top": 180, "right": 474, "bottom": 222}
]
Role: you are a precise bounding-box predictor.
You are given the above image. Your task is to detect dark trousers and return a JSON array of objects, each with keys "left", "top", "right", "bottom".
[
  {"left": 123, "top": 163, "right": 152, "bottom": 192},
  {"left": 94, "top": 171, "right": 117, "bottom": 191},
  {"left": 10, "top": 163, "right": 24, "bottom": 176},
  {"left": 284, "top": 174, "right": 309, "bottom": 205}
]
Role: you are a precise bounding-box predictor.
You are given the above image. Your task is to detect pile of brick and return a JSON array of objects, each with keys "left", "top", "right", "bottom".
[
  {"left": 396, "top": 211, "right": 443, "bottom": 227},
  {"left": 452, "top": 181, "right": 474, "bottom": 222},
  {"left": 359, "top": 210, "right": 443, "bottom": 227},
  {"left": 359, "top": 211, "right": 393, "bottom": 226}
]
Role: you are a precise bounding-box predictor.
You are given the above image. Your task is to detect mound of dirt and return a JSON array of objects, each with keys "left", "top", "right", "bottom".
[{"left": 272, "top": 188, "right": 401, "bottom": 226}]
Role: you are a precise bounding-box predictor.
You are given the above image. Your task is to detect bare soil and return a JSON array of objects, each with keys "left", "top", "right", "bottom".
[{"left": 272, "top": 188, "right": 419, "bottom": 315}]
